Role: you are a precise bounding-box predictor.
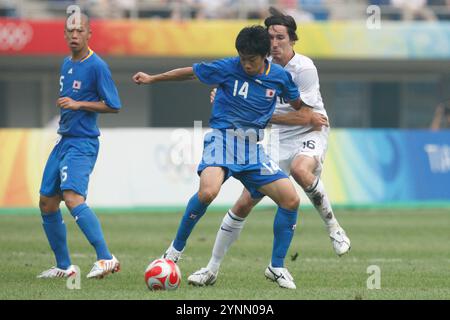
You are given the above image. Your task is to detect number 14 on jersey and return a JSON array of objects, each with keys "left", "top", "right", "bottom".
[{"left": 233, "top": 80, "right": 249, "bottom": 99}]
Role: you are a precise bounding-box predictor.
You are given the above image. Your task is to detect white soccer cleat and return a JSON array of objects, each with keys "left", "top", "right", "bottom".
[
  {"left": 188, "top": 267, "right": 218, "bottom": 286},
  {"left": 86, "top": 255, "right": 120, "bottom": 279},
  {"left": 37, "top": 265, "right": 78, "bottom": 279},
  {"left": 162, "top": 242, "right": 183, "bottom": 263},
  {"left": 264, "top": 265, "right": 296, "bottom": 289},
  {"left": 329, "top": 227, "right": 351, "bottom": 256}
]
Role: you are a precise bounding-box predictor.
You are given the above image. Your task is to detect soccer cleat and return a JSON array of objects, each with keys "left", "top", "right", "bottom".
[
  {"left": 37, "top": 265, "right": 78, "bottom": 279},
  {"left": 329, "top": 227, "right": 351, "bottom": 256},
  {"left": 162, "top": 242, "right": 183, "bottom": 263},
  {"left": 187, "top": 267, "right": 218, "bottom": 286},
  {"left": 86, "top": 255, "right": 120, "bottom": 279},
  {"left": 264, "top": 265, "right": 296, "bottom": 289}
]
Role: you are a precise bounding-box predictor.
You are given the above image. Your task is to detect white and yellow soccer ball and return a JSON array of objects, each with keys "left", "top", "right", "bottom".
[{"left": 144, "top": 258, "right": 181, "bottom": 291}]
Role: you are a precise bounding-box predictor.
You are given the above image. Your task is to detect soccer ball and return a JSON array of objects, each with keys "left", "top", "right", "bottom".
[{"left": 145, "top": 258, "right": 181, "bottom": 291}]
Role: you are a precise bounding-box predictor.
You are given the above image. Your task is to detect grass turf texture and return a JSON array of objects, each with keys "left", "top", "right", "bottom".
[{"left": 0, "top": 208, "right": 449, "bottom": 300}]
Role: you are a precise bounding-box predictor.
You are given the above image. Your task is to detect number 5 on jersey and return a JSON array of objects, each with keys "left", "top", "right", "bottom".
[
  {"left": 60, "top": 166, "right": 68, "bottom": 182},
  {"left": 60, "top": 76, "right": 65, "bottom": 92},
  {"left": 233, "top": 80, "right": 249, "bottom": 99}
]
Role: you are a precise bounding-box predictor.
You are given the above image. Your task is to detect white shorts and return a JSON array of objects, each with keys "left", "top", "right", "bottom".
[{"left": 265, "top": 127, "right": 329, "bottom": 177}]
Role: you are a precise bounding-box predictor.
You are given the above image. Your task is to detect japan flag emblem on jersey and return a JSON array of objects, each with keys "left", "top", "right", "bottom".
[
  {"left": 266, "top": 88, "right": 275, "bottom": 98},
  {"left": 72, "top": 80, "right": 82, "bottom": 90}
]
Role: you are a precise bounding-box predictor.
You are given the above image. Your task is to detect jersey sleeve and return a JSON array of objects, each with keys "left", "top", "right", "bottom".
[
  {"left": 59, "top": 58, "right": 69, "bottom": 97},
  {"left": 296, "top": 68, "right": 320, "bottom": 108},
  {"left": 280, "top": 70, "right": 300, "bottom": 102},
  {"left": 193, "top": 58, "right": 231, "bottom": 85},
  {"left": 95, "top": 62, "right": 122, "bottom": 110}
]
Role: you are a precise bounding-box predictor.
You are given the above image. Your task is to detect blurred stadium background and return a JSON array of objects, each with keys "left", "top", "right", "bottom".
[
  {"left": 1, "top": 0, "right": 450, "bottom": 210},
  {"left": 0, "top": 0, "right": 449, "bottom": 300}
]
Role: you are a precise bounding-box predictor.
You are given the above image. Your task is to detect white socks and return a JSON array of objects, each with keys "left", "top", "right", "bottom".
[
  {"left": 207, "top": 210, "right": 246, "bottom": 274},
  {"left": 305, "top": 177, "right": 339, "bottom": 233}
]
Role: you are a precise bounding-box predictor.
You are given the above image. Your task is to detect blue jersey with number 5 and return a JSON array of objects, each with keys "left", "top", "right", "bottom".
[
  {"left": 193, "top": 57, "right": 299, "bottom": 131},
  {"left": 58, "top": 49, "right": 121, "bottom": 138}
]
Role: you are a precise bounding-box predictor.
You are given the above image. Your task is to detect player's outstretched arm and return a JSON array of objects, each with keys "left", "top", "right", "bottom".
[
  {"left": 132, "top": 67, "right": 196, "bottom": 85},
  {"left": 431, "top": 104, "right": 444, "bottom": 130},
  {"left": 270, "top": 107, "right": 329, "bottom": 129},
  {"left": 57, "top": 97, "right": 119, "bottom": 113}
]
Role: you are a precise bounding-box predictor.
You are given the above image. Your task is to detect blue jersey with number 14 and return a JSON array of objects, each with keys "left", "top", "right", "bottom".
[{"left": 193, "top": 57, "right": 299, "bottom": 131}]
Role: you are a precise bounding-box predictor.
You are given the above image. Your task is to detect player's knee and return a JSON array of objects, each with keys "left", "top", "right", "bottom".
[
  {"left": 39, "top": 196, "right": 59, "bottom": 213},
  {"left": 38, "top": 198, "right": 48, "bottom": 212},
  {"left": 63, "top": 194, "right": 84, "bottom": 211},
  {"left": 291, "top": 166, "right": 312, "bottom": 187},
  {"left": 198, "top": 188, "right": 219, "bottom": 204},
  {"left": 281, "top": 193, "right": 300, "bottom": 211}
]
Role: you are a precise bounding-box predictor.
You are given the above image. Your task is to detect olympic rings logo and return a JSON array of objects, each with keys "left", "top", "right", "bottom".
[{"left": 0, "top": 22, "right": 33, "bottom": 51}]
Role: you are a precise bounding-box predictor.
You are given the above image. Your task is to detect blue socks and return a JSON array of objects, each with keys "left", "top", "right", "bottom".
[
  {"left": 70, "top": 203, "right": 112, "bottom": 260},
  {"left": 272, "top": 207, "right": 298, "bottom": 268},
  {"left": 173, "top": 193, "right": 209, "bottom": 251},
  {"left": 41, "top": 210, "right": 71, "bottom": 270}
]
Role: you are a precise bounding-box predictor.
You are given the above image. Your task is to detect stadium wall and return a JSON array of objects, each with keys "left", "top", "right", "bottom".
[
  {"left": 1, "top": 55, "right": 447, "bottom": 130},
  {"left": 0, "top": 128, "right": 449, "bottom": 212},
  {"left": 2, "top": 19, "right": 450, "bottom": 59},
  {"left": 2, "top": 19, "right": 450, "bottom": 130}
]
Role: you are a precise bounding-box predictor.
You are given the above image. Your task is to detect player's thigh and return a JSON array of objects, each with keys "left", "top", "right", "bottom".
[
  {"left": 198, "top": 166, "right": 226, "bottom": 203},
  {"left": 60, "top": 151, "right": 97, "bottom": 200},
  {"left": 258, "top": 178, "right": 299, "bottom": 210},
  {"left": 294, "top": 129, "right": 328, "bottom": 176},
  {"left": 234, "top": 155, "right": 294, "bottom": 206},
  {"left": 267, "top": 134, "right": 298, "bottom": 175},
  {"left": 290, "top": 155, "right": 318, "bottom": 187},
  {"left": 291, "top": 155, "right": 317, "bottom": 172},
  {"left": 39, "top": 146, "right": 62, "bottom": 198},
  {"left": 231, "top": 188, "right": 262, "bottom": 218}
]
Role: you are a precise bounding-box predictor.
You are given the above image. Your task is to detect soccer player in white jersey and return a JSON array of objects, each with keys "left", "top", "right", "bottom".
[{"left": 188, "top": 7, "right": 351, "bottom": 287}]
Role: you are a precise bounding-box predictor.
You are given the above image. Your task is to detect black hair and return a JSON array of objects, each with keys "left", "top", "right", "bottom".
[
  {"left": 264, "top": 7, "right": 298, "bottom": 42},
  {"left": 235, "top": 25, "right": 271, "bottom": 57}
]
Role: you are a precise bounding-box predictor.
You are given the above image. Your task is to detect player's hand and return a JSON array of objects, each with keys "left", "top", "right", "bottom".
[
  {"left": 311, "top": 112, "right": 329, "bottom": 130},
  {"left": 132, "top": 72, "right": 153, "bottom": 85},
  {"left": 210, "top": 88, "right": 217, "bottom": 104},
  {"left": 57, "top": 97, "right": 81, "bottom": 110}
]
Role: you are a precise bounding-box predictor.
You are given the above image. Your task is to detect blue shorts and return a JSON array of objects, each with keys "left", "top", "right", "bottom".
[
  {"left": 197, "top": 130, "right": 288, "bottom": 199},
  {"left": 39, "top": 136, "right": 99, "bottom": 199}
]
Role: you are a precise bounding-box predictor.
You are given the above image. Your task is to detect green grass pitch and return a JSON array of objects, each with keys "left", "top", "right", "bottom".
[{"left": 0, "top": 208, "right": 449, "bottom": 300}]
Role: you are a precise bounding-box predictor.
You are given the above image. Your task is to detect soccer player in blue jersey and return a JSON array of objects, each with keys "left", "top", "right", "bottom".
[
  {"left": 133, "top": 26, "right": 327, "bottom": 289},
  {"left": 37, "top": 13, "right": 122, "bottom": 279},
  {"left": 188, "top": 8, "right": 350, "bottom": 289}
]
